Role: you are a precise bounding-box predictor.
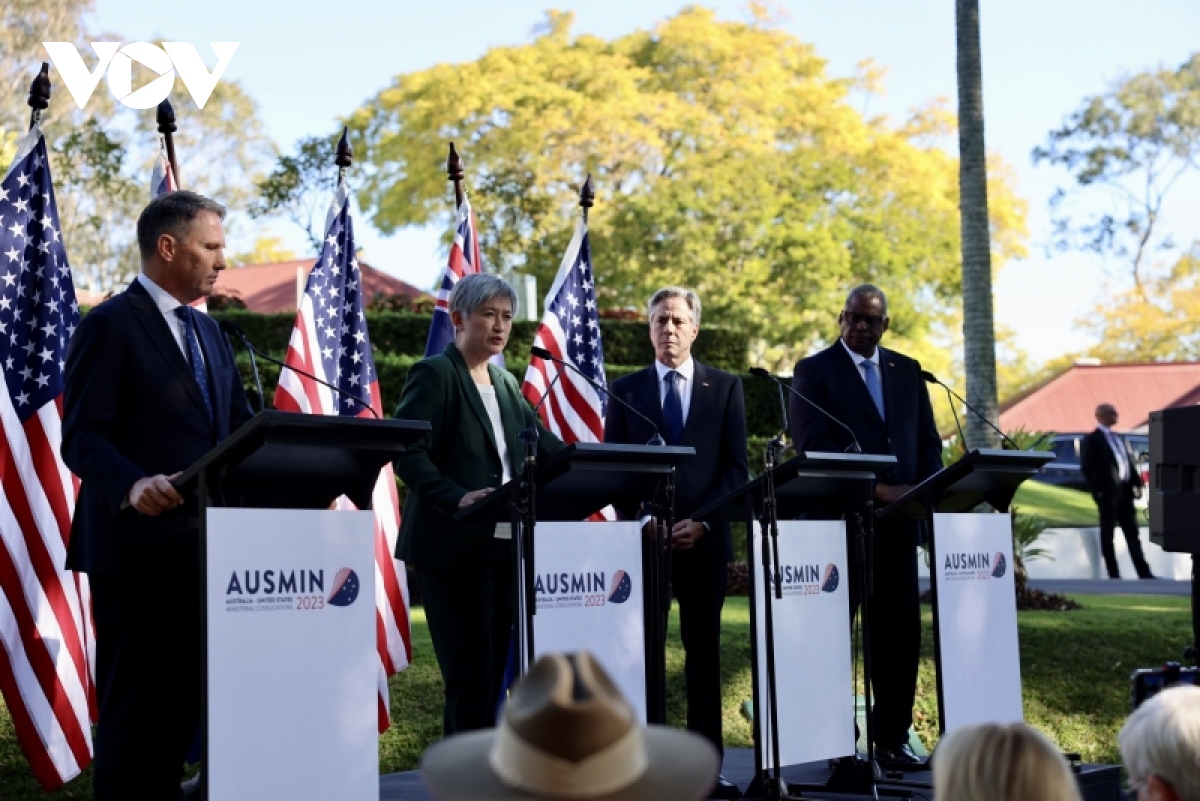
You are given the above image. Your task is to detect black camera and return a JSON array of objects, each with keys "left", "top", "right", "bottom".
[{"left": 1130, "top": 662, "right": 1200, "bottom": 711}]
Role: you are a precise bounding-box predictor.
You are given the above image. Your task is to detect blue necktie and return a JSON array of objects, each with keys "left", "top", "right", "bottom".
[
  {"left": 662, "top": 370, "right": 685, "bottom": 445},
  {"left": 175, "top": 306, "right": 214, "bottom": 422},
  {"left": 862, "top": 359, "right": 885, "bottom": 421}
]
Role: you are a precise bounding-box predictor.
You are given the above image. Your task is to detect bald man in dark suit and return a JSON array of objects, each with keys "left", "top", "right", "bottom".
[{"left": 790, "top": 283, "right": 942, "bottom": 768}]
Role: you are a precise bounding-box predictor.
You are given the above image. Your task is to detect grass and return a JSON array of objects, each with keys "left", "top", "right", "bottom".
[
  {"left": 1, "top": 596, "right": 1192, "bottom": 798},
  {"left": 1012, "top": 480, "right": 1099, "bottom": 528}
]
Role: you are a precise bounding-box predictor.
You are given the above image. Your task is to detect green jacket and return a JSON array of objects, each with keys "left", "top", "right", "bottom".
[{"left": 393, "top": 343, "right": 563, "bottom": 572}]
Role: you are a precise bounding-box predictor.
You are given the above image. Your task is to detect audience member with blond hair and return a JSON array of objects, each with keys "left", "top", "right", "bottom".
[
  {"left": 933, "top": 721, "right": 1080, "bottom": 801},
  {"left": 1119, "top": 684, "right": 1200, "bottom": 801}
]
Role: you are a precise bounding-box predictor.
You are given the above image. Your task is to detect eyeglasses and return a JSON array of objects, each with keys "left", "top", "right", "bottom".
[{"left": 843, "top": 312, "right": 886, "bottom": 328}]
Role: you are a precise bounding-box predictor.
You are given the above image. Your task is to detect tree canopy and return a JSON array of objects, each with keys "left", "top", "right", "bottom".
[
  {"left": 1034, "top": 53, "right": 1200, "bottom": 296},
  {"left": 346, "top": 8, "right": 1026, "bottom": 358}
]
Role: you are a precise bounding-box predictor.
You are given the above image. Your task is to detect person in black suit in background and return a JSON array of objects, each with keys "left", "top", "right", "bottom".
[
  {"left": 604, "top": 287, "right": 748, "bottom": 800},
  {"left": 790, "top": 284, "right": 942, "bottom": 768},
  {"left": 62, "top": 191, "right": 254, "bottom": 799},
  {"left": 1080, "top": 403, "right": 1154, "bottom": 579}
]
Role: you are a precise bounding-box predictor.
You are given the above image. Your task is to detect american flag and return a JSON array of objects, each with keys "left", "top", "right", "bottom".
[
  {"left": 0, "top": 127, "right": 96, "bottom": 790},
  {"left": 424, "top": 196, "right": 482, "bottom": 358},
  {"left": 522, "top": 216, "right": 607, "bottom": 447},
  {"left": 273, "top": 179, "right": 411, "bottom": 732}
]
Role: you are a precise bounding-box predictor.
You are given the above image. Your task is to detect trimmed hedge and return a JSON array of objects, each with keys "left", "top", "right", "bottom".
[
  {"left": 237, "top": 353, "right": 785, "bottom": 438},
  {"left": 212, "top": 310, "right": 748, "bottom": 373}
]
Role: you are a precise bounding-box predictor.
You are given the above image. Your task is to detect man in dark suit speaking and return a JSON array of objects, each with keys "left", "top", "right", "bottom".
[
  {"left": 604, "top": 287, "right": 748, "bottom": 799},
  {"left": 1081, "top": 403, "right": 1154, "bottom": 579},
  {"left": 790, "top": 283, "right": 941, "bottom": 767},
  {"left": 62, "top": 191, "right": 254, "bottom": 799}
]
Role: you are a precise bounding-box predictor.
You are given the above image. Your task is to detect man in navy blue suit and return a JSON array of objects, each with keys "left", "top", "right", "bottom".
[
  {"left": 790, "top": 284, "right": 942, "bottom": 769},
  {"left": 604, "top": 287, "right": 748, "bottom": 799},
  {"left": 62, "top": 191, "right": 254, "bottom": 799}
]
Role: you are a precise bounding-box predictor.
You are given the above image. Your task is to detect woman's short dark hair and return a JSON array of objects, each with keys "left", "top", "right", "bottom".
[{"left": 136, "top": 191, "right": 226, "bottom": 260}]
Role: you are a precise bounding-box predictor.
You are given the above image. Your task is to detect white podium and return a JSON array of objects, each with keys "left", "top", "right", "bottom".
[{"left": 173, "top": 411, "right": 430, "bottom": 801}]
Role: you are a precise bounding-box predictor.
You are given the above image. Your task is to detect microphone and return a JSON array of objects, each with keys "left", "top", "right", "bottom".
[
  {"left": 920, "top": 370, "right": 1017, "bottom": 450},
  {"left": 218, "top": 319, "right": 265, "bottom": 412},
  {"left": 749, "top": 367, "right": 862, "bottom": 454},
  {"left": 217, "top": 319, "right": 379, "bottom": 419},
  {"left": 530, "top": 345, "right": 665, "bottom": 446},
  {"left": 524, "top": 356, "right": 566, "bottom": 439}
]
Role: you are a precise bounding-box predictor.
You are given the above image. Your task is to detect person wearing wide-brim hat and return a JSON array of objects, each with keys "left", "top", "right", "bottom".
[{"left": 421, "top": 652, "right": 720, "bottom": 801}]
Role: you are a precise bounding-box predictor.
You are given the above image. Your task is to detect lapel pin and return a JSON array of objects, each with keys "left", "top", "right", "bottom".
[{"left": 702, "top": 382, "right": 710, "bottom": 387}]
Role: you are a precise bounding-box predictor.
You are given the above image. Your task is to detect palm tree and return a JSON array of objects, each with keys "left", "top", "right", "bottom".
[{"left": 956, "top": 0, "right": 1001, "bottom": 449}]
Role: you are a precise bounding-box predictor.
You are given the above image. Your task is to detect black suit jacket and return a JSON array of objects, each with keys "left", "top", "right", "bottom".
[
  {"left": 1080, "top": 428, "right": 1143, "bottom": 494},
  {"left": 62, "top": 279, "right": 254, "bottom": 575},
  {"left": 604, "top": 361, "right": 749, "bottom": 562},
  {"left": 790, "top": 342, "right": 941, "bottom": 500}
]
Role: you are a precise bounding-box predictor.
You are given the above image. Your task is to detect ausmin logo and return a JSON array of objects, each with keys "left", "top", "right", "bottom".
[
  {"left": 607, "top": 570, "right": 632, "bottom": 604},
  {"left": 42, "top": 42, "right": 239, "bottom": 110},
  {"left": 327, "top": 568, "right": 360, "bottom": 607}
]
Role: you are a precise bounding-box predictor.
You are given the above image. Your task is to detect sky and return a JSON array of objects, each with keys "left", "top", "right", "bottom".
[{"left": 80, "top": 0, "right": 1200, "bottom": 365}]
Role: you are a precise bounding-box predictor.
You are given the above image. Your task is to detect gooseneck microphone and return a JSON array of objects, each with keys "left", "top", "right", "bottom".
[
  {"left": 530, "top": 345, "right": 665, "bottom": 446},
  {"left": 217, "top": 319, "right": 265, "bottom": 412},
  {"left": 749, "top": 367, "right": 863, "bottom": 454},
  {"left": 524, "top": 357, "right": 566, "bottom": 438},
  {"left": 920, "top": 370, "right": 1017, "bottom": 450},
  {"left": 217, "top": 319, "right": 379, "bottom": 419}
]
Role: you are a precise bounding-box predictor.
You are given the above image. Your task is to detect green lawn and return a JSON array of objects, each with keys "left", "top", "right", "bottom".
[
  {"left": 2, "top": 595, "right": 1191, "bottom": 798},
  {"left": 1012, "top": 480, "right": 1098, "bottom": 528}
]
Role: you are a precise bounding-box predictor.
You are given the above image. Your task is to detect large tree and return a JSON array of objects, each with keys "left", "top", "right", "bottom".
[
  {"left": 955, "top": 0, "right": 1001, "bottom": 449},
  {"left": 343, "top": 8, "right": 1025, "bottom": 361},
  {"left": 1034, "top": 53, "right": 1200, "bottom": 298}
]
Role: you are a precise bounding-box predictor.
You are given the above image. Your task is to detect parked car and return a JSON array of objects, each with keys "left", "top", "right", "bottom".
[{"left": 1035, "top": 433, "right": 1150, "bottom": 500}]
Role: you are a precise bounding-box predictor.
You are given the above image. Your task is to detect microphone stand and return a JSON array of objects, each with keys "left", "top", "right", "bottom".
[
  {"left": 921, "top": 371, "right": 1017, "bottom": 450},
  {"left": 754, "top": 429, "right": 791, "bottom": 800},
  {"left": 511, "top": 366, "right": 566, "bottom": 677},
  {"left": 218, "top": 320, "right": 377, "bottom": 418}
]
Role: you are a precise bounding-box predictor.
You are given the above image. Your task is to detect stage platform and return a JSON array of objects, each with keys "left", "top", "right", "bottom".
[{"left": 379, "top": 746, "right": 1122, "bottom": 800}]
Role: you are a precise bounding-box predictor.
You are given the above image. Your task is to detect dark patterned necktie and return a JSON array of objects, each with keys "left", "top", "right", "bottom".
[
  {"left": 663, "top": 370, "right": 684, "bottom": 445},
  {"left": 175, "top": 306, "right": 213, "bottom": 422}
]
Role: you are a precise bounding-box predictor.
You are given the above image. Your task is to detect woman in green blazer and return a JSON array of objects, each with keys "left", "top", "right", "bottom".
[{"left": 393, "top": 273, "right": 562, "bottom": 735}]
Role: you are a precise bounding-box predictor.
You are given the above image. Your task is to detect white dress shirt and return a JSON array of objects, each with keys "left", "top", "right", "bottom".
[
  {"left": 136, "top": 273, "right": 203, "bottom": 367},
  {"left": 654, "top": 357, "right": 695, "bottom": 424},
  {"left": 475, "top": 381, "right": 513, "bottom": 539},
  {"left": 475, "top": 383, "right": 512, "bottom": 484}
]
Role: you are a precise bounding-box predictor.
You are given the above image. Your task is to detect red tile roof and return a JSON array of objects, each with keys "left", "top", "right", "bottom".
[
  {"left": 999, "top": 362, "right": 1200, "bottom": 434},
  {"left": 210, "top": 259, "right": 428, "bottom": 313}
]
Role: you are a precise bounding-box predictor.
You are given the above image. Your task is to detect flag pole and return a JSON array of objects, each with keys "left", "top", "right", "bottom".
[
  {"left": 28, "top": 62, "right": 51, "bottom": 131},
  {"left": 447, "top": 142, "right": 464, "bottom": 210},
  {"left": 335, "top": 126, "right": 352, "bottom": 183},
  {"left": 156, "top": 98, "right": 181, "bottom": 188},
  {"left": 579, "top": 173, "right": 594, "bottom": 223}
]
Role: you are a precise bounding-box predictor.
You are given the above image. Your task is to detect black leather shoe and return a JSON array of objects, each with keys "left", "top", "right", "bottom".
[
  {"left": 709, "top": 773, "right": 741, "bottom": 799},
  {"left": 874, "top": 742, "right": 923, "bottom": 770}
]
